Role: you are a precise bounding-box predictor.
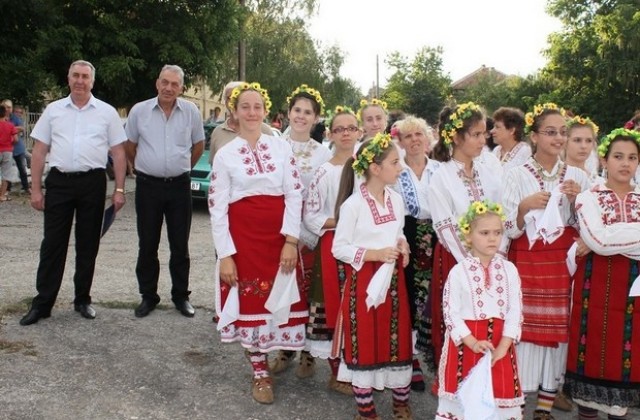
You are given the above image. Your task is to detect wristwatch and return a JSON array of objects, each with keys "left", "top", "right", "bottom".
[{"left": 114, "top": 188, "right": 125, "bottom": 194}]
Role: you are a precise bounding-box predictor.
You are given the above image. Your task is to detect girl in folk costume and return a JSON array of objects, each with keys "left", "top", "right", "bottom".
[
  {"left": 302, "top": 107, "right": 361, "bottom": 395},
  {"left": 436, "top": 200, "right": 524, "bottom": 420},
  {"left": 563, "top": 116, "right": 603, "bottom": 185},
  {"left": 357, "top": 98, "right": 388, "bottom": 142},
  {"left": 490, "top": 107, "right": 531, "bottom": 171},
  {"left": 565, "top": 129, "right": 640, "bottom": 420},
  {"left": 427, "top": 102, "right": 505, "bottom": 370},
  {"left": 332, "top": 133, "right": 413, "bottom": 420},
  {"left": 270, "top": 85, "right": 332, "bottom": 378},
  {"left": 208, "top": 83, "right": 306, "bottom": 404},
  {"left": 393, "top": 116, "right": 441, "bottom": 390},
  {"left": 502, "top": 103, "right": 590, "bottom": 420}
]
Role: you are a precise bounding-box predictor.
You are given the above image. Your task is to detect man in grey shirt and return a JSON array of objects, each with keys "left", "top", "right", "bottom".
[{"left": 125, "top": 65, "right": 205, "bottom": 318}]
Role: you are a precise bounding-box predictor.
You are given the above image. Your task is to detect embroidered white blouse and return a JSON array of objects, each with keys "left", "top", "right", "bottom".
[
  {"left": 332, "top": 184, "right": 406, "bottom": 272},
  {"left": 427, "top": 159, "right": 504, "bottom": 262},
  {"left": 285, "top": 137, "right": 333, "bottom": 190},
  {"left": 303, "top": 161, "right": 343, "bottom": 237},
  {"left": 503, "top": 157, "right": 590, "bottom": 240},
  {"left": 442, "top": 256, "right": 523, "bottom": 346},
  {"left": 208, "top": 134, "right": 303, "bottom": 258},
  {"left": 492, "top": 141, "right": 532, "bottom": 172},
  {"left": 575, "top": 183, "right": 640, "bottom": 258},
  {"left": 393, "top": 157, "right": 441, "bottom": 219}
]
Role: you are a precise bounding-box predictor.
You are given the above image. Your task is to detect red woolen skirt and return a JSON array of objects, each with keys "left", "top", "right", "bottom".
[
  {"left": 508, "top": 228, "right": 576, "bottom": 346},
  {"left": 218, "top": 195, "right": 308, "bottom": 327},
  {"left": 340, "top": 260, "right": 413, "bottom": 370},
  {"left": 430, "top": 242, "right": 458, "bottom": 366}
]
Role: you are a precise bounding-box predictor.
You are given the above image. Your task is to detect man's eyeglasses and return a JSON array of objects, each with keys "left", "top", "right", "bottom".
[
  {"left": 537, "top": 129, "right": 568, "bottom": 137},
  {"left": 331, "top": 126, "right": 359, "bottom": 134}
]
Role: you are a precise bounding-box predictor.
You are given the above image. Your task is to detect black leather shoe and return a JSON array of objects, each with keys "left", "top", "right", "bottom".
[
  {"left": 134, "top": 299, "right": 157, "bottom": 318},
  {"left": 19, "top": 308, "right": 51, "bottom": 326},
  {"left": 74, "top": 303, "right": 96, "bottom": 319},
  {"left": 175, "top": 300, "right": 195, "bottom": 318}
]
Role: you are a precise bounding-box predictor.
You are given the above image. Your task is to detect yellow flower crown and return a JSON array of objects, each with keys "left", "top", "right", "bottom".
[
  {"left": 440, "top": 102, "right": 483, "bottom": 145},
  {"left": 357, "top": 98, "right": 388, "bottom": 121},
  {"left": 458, "top": 200, "right": 506, "bottom": 236},
  {"left": 286, "top": 84, "right": 325, "bottom": 115},
  {"left": 352, "top": 133, "right": 392, "bottom": 176},
  {"left": 524, "top": 102, "right": 566, "bottom": 135},
  {"left": 567, "top": 115, "right": 599, "bottom": 136},
  {"left": 228, "top": 82, "right": 272, "bottom": 114},
  {"left": 326, "top": 105, "right": 356, "bottom": 129},
  {"left": 597, "top": 128, "right": 640, "bottom": 157}
]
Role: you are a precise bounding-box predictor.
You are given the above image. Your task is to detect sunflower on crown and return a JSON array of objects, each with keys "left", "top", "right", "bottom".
[
  {"left": 228, "top": 82, "right": 272, "bottom": 113},
  {"left": 458, "top": 200, "right": 506, "bottom": 237},
  {"left": 352, "top": 133, "right": 392, "bottom": 176},
  {"left": 286, "top": 84, "right": 325, "bottom": 115},
  {"left": 566, "top": 115, "right": 599, "bottom": 136},
  {"left": 357, "top": 98, "right": 388, "bottom": 121},
  {"left": 440, "top": 102, "right": 483, "bottom": 145},
  {"left": 325, "top": 105, "right": 356, "bottom": 128},
  {"left": 524, "top": 103, "right": 566, "bottom": 135}
]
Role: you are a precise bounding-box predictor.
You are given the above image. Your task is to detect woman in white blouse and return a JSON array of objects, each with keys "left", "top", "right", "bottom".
[
  {"left": 490, "top": 106, "right": 531, "bottom": 171},
  {"left": 208, "top": 82, "right": 304, "bottom": 405}
]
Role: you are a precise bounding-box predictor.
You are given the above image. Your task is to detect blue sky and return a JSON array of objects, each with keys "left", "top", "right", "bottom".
[{"left": 308, "top": 0, "right": 562, "bottom": 91}]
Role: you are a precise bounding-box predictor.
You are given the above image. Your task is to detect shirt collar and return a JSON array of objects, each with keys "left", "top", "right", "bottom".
[
  {"left": 63, "top": 94, "right": 97, "bottom": 110},
  {"left": 152, "top": 97, "right": 182, "bottom": 111}
]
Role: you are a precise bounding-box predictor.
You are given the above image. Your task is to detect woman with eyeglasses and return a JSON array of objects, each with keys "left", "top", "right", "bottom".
[
  {"left": 302, "top": 107, "right": 361, "bottom": 395},
  {"left": 269, "top": 85, "right": 332, "bottom": 379},
  {"left": 502, "top": 103, "right": 590, "bottom": 420},
  {"left": 426, "top": 102, "right": 505, "bottom": 380},
  {"left": 392, "top": 116, "right": 441, "bottom": 391}
]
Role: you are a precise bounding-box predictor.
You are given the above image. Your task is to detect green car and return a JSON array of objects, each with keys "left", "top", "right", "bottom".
[{"left": 190, "top": 121, "right": 219, "bottom": 200}]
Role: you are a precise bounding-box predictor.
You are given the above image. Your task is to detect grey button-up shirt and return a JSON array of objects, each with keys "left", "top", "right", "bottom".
[{"left": 126, "top": 97, "right": 205, "bottom": 177}]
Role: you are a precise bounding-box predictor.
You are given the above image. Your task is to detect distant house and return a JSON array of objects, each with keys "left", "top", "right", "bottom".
[{"left": 451, "top": 65, "right": 508, "bottom": 92}]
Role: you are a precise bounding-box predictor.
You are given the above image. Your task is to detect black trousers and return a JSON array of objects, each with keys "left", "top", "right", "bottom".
[
  {"left": 31, "top": 168, "right": 106, "bottom": 311},
  {"left": 134, "top": 171, "right": 192, "bottom": 304}
]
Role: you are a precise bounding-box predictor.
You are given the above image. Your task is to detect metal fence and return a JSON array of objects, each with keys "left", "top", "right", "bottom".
[{"left": 24, "top": 112, "right": 42, "bottom": 151}]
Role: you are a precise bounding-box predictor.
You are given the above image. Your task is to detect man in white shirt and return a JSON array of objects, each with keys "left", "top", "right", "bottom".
[
  {"left": 20, "top": 60, "right": 127, "bottom": 326},
  {"left": 125, "top": 65, "right": 205, "bottom": 318}
]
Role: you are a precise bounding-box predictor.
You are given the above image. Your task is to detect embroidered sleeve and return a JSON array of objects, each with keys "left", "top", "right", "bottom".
[
  {"left": 576, "top": 190, "right": 640, "bottom": 258},
  {"left": 208, "top": 153, "right": 236, "bottom": 259},
  {"left": 303, "top": 166, "right": 329, "bottom": 236},
  {"left": 502, "top": 168, "right": 526, "bottom": 239},
  {"left": 428, "top": 180, "right": 469, "bottom": 262},
  {"left": 281, "top": 149, "right": 303, "bottom": 239},
  {"left": 442, "top": 264, "right": 472, "bottom": 346},
  {"left": 332, "top": 199, "right": 366, "bottom": 271},
  {"left": 502, "top": 261, "right": 523, "bottom": 342}
]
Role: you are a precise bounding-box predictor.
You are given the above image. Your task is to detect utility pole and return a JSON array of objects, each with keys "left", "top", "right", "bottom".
[
  {"left": 375, "top": 54, "right": 380, "bottom": 98},
  {"left": 238, "top": 0, "right": 246, "bottom": 81}
]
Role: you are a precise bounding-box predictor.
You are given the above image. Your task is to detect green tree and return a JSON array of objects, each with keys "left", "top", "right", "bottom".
[
  {"left": 545, "top": 0, "right": 640, "bottom": 132},
  {"left": 1, "top": 0, "right": 243, "bottom": 109},
  {"left": 381, "top": 47, "right": 451, "bottom": 125}
]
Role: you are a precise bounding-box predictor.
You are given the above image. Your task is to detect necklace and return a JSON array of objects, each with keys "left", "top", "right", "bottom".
[{"left": 530, "top": 157, "right": 564, "bottom": 183}]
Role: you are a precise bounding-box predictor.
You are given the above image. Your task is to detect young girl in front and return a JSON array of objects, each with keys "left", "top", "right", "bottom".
[
  {"left": 502, "top": 103, "right": 590, "bottom": 419},
  {"left": 436, "top": 200, "right": 524, "bottom": 419},
  {"left": 302, "top": 107, "right": 360, "bottom": 395},
  {"left": 332, "top": 133, "right": 413, "bottom": 420},
  {"left": 565, "top": 128, "right": 640, "bottom": 420}
]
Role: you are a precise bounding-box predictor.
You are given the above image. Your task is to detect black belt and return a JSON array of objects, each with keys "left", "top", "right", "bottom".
[
  {"left": 51, "top": 167, "right": 105, "bottom": 177},
  {"left": 134, "top": 170, "right": 189, "bottom": 183}
]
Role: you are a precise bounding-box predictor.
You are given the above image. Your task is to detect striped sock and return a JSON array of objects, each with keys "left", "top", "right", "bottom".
[
  {"left": 411, "top": 357, "right": 424, "bottom": 384},
  {"left": 607, "top": 414, "right": 626, "bottom": 420},
  {"left": 392, "top": 385, "right": 411, "bottom": 407},
  {"left": 247, "top": 351, "right": 269, "bottom": 379},
  {"left": 535, "top": 387, "right": 557, "bottom": 413},
  {"left": 328, "top": 357, "right": 340, "bottom": 377},
  {"left": 577, "top": 405, "right": 598, "bottom": 420},
  {"left": 353, "top": 386, "right": 377, "bottom": 418}
]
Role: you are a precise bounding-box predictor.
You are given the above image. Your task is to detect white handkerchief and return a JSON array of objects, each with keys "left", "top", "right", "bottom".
[
  {"left": 456, "top": 352, "right": 499, "bottom": 420},
  {"left": 538, "top": 187, "right": 564, "bottom": 244},
  {"left": 524, "top": 209, "right": 543, "bottom": 249},
  {"left": 566, "top": 242, "right": 578, "bottom": 276},
  {"left": 216, "top": 285, "right": 239, "bottom": 331},
  {"left": 265, "top": 268, "right": 300, "bottom": 326},
  {"left": 630, "top": 275, "right": 640, "bottom": 297},
  {"left": 365, "top": 262, "right": 394, "bottom": 309}
]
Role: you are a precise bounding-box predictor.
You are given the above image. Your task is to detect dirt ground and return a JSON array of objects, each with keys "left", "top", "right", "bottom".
[{"left": 0, "top": 183, "right": 630, "bottom": 419}]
